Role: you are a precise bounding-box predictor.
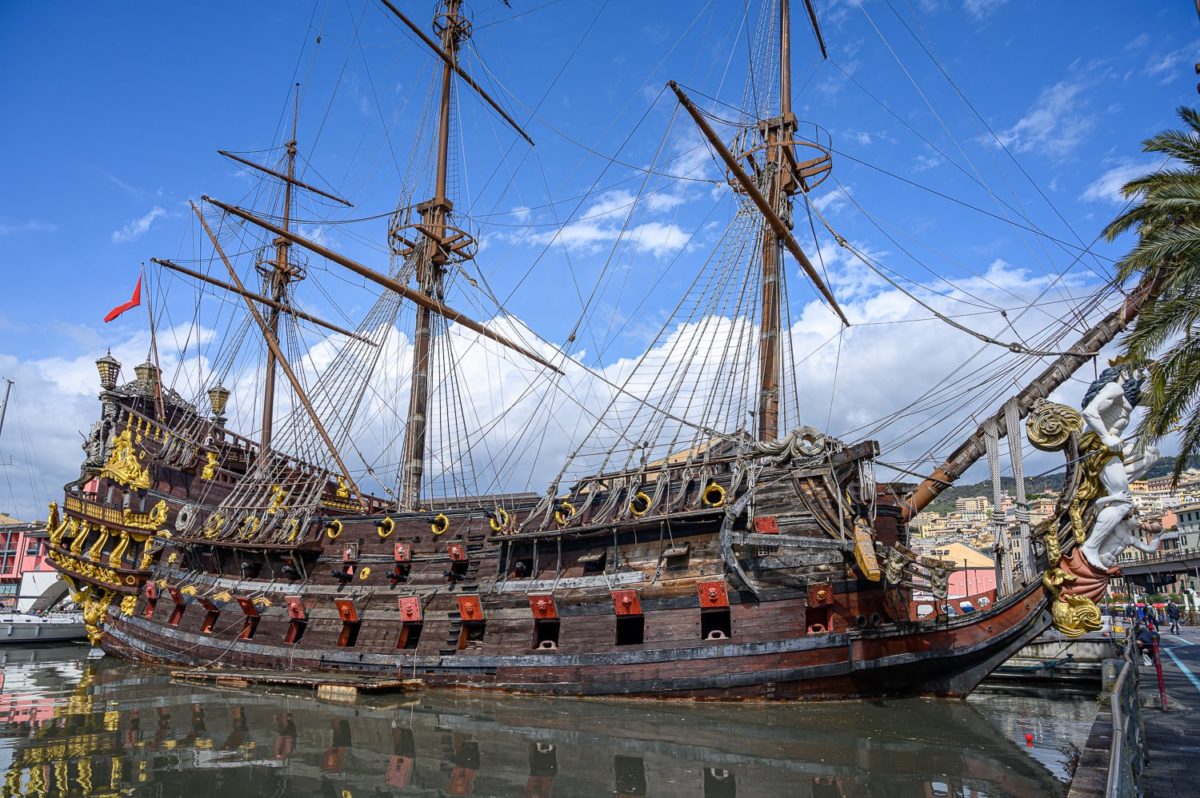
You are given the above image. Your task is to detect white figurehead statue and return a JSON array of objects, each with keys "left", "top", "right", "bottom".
[{"left": 1079, "top": 363, "right": 1161, "bottom": 570}]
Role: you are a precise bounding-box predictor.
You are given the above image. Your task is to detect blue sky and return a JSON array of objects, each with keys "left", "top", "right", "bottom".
[{"left": 0, "top": 0, "right": 1197, "bottom": 518}]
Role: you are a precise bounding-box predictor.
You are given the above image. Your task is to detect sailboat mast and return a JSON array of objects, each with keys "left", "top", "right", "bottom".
[
  {"left": 0, "top": 379, "right": 12, "bottom": 442},
  {"left": 400, "top": 0, "right": 465, "bottom": 509},
  {"left": 260, "top": 87, "right": 300, "bottom": 451},
  {"left": 756, "top": 0, "right": 796, "bottom": 443}
]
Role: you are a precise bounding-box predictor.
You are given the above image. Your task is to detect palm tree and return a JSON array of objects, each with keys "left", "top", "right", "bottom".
[{"left": 1103, "top": 106, "right": 1200, "bottom": 484}]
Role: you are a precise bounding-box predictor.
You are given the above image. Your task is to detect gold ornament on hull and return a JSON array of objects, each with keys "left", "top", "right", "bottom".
[
  {"left": 98, "top": 428, "right": 151, "bottom": 490},
  {"left": 200, "top": 452, "right": 219, "bottom": 480},
  {"left": 1025, "top": 399, "right": 1115, "bottom": 637},
  {"left": 124, "top": 498, "right": 169, "bottom": 531}
]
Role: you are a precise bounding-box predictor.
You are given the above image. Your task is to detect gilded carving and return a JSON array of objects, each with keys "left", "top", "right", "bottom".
[
  {"left": 1031, "top": 366, "right": 1161, "bottom": 636},
  {"left": 46, "top": 501, "right": 59, "bottom": 532},
  {"left": 335, "top": 476, "right": 350, "bottom": 500},
  {"left": 200, "top": 451, "right": 219, "bottom": 480},
  {"left": 79, "top": 585, "right": 116, "bottom": 646},
  {"left": 202, "top": 513, "right": 224, "bottom": 539},
  {"left": 213, "top": 590, "right": 232, "bottom": 603},
  {"left": 119, "top": 595, "right": 137, "bottom": 616},
  {"left": 86, "top": 526, "right": 110, "bottom": 561},
  {"left": 107, "top": 531, "right": 130, "bottom": 569},
  {"left": 1067, "top": 432, "right": 1115, "bottom": 545},
  {"left": 50, "top": 515, "right": 73, "bottom": 547},
  {"left": 99, "top": 428, "right": 151, "bottom": 490},
  {"left": 1042, "top": 554, "right": 1105, "bottom": 638},
  {"left": 238, "top": 514, "right": 261, "bottom": 539},
  {"left": 69, "top": 520, "right": 90, "bottom": 554},
  {"left": 138, "top": 538, "right": 155, "bottom": 570},
  {"left": 1025, "top": 399, "right": 1083, "bottom": 452},
  {"left": 124, "top": 498, "right": 169, "bottom": 531},
  {"left": 267, "top": 484, "right": 287, "bottom": 516}
]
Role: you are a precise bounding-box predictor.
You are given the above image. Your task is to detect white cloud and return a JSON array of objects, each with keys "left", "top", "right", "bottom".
[
  {"left": 510, "top": 206, "right": 531, "bottom": 222},
  {"left": 811, "top": 184, "right": 853, "bottom": 215},
  {"left": 963, "top": 0, "right": 1009, "bottom": 20},
  {"left": 1080, "top": 161, "right": 1154, "bottom": 205},
  {"left": 1145, "top": 48, "right": 1191, "bottom": 82},
  {"left": 524, "top": 189, "right": 691, "bottom": 257},
  {"left": 1124, "top": 33, "right": 1150, "bottom": 51},
  {"left": 990, "top": 80, "right": 1092, "bottom": 158},
  {"left": 625, "top": 222, "right": 689, "bottom": 257},
  {"left": 299, "top": 224, "right": 331, "bottom": 247},
  {"left": 0, "top": 220, "right": 57, "bottom": 236},
  {"left": 845, "top": 130, "right": 872, "bottom": 146},
  {"left": 913, "top": 154, "right": 941, "bottom": 173},
  {"left": 111, "top": 206, "right": 166, "bottom": 243}
]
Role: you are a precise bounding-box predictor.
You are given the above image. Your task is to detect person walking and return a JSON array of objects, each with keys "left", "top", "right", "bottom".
[{"left": 1167, "top": 599, "right": 1181, "bottom": 634}]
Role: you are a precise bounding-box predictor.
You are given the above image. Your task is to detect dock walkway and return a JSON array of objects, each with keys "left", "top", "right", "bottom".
[
  {"left": 1140, "top": 628, "right": 1200, "bottom": 798},
  {"left": 1069, "top": 627, "right": 1200, "bottom": 798}
]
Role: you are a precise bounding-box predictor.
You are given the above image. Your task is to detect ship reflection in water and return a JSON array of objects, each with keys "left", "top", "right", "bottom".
[{"left": 0, "top": 647, "right": 1094, "bottom": 797}]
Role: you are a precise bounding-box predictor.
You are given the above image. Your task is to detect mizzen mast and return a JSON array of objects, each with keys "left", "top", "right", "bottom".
[{"left": 259, "top": 89, "right": 302, "bottom": 452}]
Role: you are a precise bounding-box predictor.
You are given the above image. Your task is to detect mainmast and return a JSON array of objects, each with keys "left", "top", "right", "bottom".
[
  {"left": 754, "top": 0, "right": 799, "bottom": 443},
  {"left": 260, "top": 88, "right": 301, "bottom": 452},
  {"left": 400, "top": 0, "right": 468, "bottom": 509}
]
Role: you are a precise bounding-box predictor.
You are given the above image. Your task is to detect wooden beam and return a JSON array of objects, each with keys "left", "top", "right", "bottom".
[
  {"left": 217, "top": 150, "right": 353, "bottom": 207},
  {"left": 668, "top": 82, "right": 849, "bottom": 327},
  {"left": 151, "top": 258, "right": 377, "bottom": 346},
  {"left": 189, "top": 201, "right": 368, "bottom": 511},
  {"left": 376, "top": 0, "right": 534, "bottom": 146},
  {"left": 802, "top": 0, "right": 828, "bottom": 60},
  {"left": 202, "top": 196, "right": 565, "bottom": 375}
]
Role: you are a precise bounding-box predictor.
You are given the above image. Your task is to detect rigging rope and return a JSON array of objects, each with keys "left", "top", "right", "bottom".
[{"left": 804, "top": 194, "right": 1099, "bottom": 358}]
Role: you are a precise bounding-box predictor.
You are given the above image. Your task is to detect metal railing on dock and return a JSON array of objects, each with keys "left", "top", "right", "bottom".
[{"left": 1104, "top": 627, "right": 1147, "bottom": 798}]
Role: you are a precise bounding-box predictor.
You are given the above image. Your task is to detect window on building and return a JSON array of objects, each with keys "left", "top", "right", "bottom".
[{"left": 25, "top": 540, "right": 40, "bottom": 557}]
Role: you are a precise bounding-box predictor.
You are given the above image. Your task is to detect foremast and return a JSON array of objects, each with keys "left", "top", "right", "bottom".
[{"left": 669, "top": 0, "right": 848, "bottom": 445}]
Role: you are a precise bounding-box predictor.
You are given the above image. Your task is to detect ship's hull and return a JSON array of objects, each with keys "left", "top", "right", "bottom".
[{"left": 93, "top": 580, "right": 1051, "bottom": 700}]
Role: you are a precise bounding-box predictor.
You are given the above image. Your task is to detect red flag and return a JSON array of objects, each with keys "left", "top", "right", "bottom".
[{"left": 104, "top": 275, "right": 142, "bottom": 323}]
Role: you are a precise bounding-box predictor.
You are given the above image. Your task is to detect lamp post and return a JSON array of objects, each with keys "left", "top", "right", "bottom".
[
  {"left": 95, "top": 351, "right": 121, "bottom": 392},
  {"left": 207, "top": 385, "right": 231, "bottom": 427}
]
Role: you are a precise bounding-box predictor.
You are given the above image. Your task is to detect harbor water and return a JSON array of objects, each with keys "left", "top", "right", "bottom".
[{"left": 0, "top": 645, "right": 1096, "bottom": 797}]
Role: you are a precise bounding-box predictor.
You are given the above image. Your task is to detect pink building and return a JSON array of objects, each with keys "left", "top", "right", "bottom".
[
  {"left": 949, "top": 567, "right": 997, "bottom": 599},
  {"left": 927, "top": 542, "right": 998, "bottom": 599},
  {"left": 0, "top": 513, "right": 53, "bottom": 608}
]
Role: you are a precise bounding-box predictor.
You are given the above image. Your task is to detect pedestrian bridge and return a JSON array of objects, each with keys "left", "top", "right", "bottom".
[{"left": 1118, "top": 547, "right": 1200, "bottom": 580}]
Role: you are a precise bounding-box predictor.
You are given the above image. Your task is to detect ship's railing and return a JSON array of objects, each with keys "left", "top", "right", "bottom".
[
  {"left": 63, "top": 496, "right": 124, "bottom": 526},
  {"left": 1104, "top": 626, "right": 1146, "bottom": 798}
]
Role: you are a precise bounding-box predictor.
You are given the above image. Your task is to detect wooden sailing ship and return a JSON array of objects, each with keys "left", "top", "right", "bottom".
[{"left": 47, "top": 0, "right": 1159, "bottom": 699}]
